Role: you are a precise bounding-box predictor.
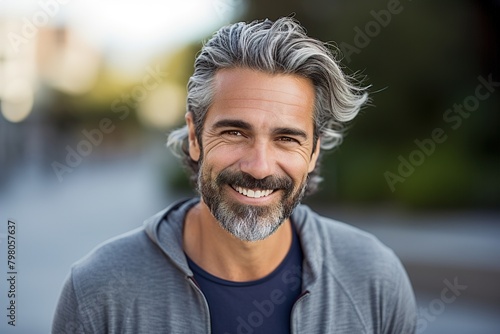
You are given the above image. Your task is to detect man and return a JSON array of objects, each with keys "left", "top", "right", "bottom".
[{"left": 53, "top": 17, "right": 417, "bottom": 333}]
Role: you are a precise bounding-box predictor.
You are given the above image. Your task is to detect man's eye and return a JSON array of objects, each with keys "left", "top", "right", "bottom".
[
  {"left": 277, "top": 136, "right": 299, "bottom": 143},
  {"left": 222, "top": 130, "right": 243, "bottom": 136}
]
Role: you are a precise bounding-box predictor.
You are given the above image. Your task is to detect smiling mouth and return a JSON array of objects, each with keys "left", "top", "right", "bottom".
[{"left": 231, "top": 185, "right": 275, "bottom": 199}]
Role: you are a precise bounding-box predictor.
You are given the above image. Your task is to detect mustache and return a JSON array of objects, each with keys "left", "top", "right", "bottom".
[{"left": 216, "top": 169, "right": 293, "bottom": 191}]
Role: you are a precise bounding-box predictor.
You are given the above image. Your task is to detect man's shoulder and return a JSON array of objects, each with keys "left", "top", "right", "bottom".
[
  {"left": 294, "top": 204, "right": 390, "bottom": 250},
  {"left": 293, "top": 205, "right": 417, "bottom": 332},
  {"left": 71, "top": 228, "right": 150, "bottom": 276},
  {"left": 294, "top": 204, "right": 403, "bottom": 278},
  {"left": 69, "top": 199, "right": 197, "bottom": 288}
]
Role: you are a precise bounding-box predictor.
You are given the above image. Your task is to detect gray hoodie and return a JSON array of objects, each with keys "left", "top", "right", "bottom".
[{"left": 52, "top": 198, "right": 417, "bottom": 333}]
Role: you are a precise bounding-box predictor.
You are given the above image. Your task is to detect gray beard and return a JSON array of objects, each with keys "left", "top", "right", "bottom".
[{"left": 198, "top": 168, "right": 306, "bottom": 242}]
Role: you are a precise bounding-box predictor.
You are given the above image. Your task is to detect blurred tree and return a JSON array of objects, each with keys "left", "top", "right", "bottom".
[
  {"left": 166, "top": 0, "right": 500, "bottom": 211},
  {"left": 241, "top": 0, "right": 500, "bottom": 210}
]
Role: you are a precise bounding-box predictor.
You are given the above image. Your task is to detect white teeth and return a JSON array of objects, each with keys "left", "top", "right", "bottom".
[{"left": 234, "top": 186, "right": 274, "bottom": 198}]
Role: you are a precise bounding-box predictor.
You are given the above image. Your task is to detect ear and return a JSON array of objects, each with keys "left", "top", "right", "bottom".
[
  {"left": 185, "top": 112, "right": 200, "bottom": 162},
  {"left": 308, "top": 138, "right": 321, "bottom": 173}
]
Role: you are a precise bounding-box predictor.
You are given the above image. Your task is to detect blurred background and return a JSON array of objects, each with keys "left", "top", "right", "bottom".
[{"left": 0, "top": 0, "right": 499, "bottom": 333}]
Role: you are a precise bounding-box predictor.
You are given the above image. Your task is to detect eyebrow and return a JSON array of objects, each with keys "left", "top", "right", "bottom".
[
  {"left": 212, "top": 119, "right": 252, "bottom": 131},
  {"left": 272, "top": 127, "right": 308, "bottom": 140},
  {"left": 212, "top": 119, "right": 308, "bottom": 140}
]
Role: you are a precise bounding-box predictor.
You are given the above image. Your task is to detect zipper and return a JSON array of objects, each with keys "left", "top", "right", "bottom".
[
  {"left": 187, "top": 276, "right": 212, "bottom": 334},
  {"left": 290, "top": 290, "right": 310, "bottom": 334}
]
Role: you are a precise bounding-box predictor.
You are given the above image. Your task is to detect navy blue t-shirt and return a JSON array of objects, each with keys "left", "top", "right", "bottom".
[{"left": 186, "top": 226, "right": 303, "bottom": 334}]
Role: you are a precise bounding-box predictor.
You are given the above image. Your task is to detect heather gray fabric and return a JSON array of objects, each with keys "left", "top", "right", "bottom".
[{"left": 52, "top": 198, "right": 417, "bottom": 333}]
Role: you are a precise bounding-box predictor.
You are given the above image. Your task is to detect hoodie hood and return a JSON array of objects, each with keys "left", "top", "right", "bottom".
[{"left": 143, "top": 198, "right": 200, "bottom": 276}]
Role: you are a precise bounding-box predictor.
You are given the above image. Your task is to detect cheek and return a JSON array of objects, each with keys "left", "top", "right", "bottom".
[
  {"left": 277, "top": 153, "right": 314, "bottom": 182},
  {"left": 202, "top": 143, "right": 243, "bottom": 173}
]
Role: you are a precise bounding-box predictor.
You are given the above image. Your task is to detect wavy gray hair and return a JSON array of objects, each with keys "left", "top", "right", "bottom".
[{"left": 167, "top": 17, "right": 368, "bottom": 195}]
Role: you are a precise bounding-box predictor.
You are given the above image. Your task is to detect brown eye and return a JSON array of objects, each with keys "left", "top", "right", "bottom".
[
  {"left": 277, "top": 136, "right": 299, "bottom": 143},
  {"left": 222, "top": 130, "right": 244, "bottom": 137}
]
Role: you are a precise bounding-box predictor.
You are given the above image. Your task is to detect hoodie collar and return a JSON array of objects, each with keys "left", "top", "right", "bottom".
[
  {"left": 143, "top": 197, "right": 322, "bottom": 289},
  {"left": 143, "top": 198, "right": 199, "bottom": 276}
]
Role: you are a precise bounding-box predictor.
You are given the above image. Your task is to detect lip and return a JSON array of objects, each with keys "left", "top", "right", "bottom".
[{"left": 228, "top": 185, "right": 278, "bottom": 204}]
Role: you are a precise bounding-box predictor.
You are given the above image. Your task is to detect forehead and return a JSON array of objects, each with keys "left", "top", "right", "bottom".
[{"left": 206, "top": 68, "right": 316, "bottom": 131}]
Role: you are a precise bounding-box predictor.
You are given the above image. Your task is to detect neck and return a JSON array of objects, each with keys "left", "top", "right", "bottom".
[{"left": 183, "top": 200, "right": 293, "bottom": 282}]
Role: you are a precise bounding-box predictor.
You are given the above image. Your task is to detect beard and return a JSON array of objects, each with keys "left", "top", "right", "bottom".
[{"left": 198, "top": 166, "right": 307, "bottom": 242}]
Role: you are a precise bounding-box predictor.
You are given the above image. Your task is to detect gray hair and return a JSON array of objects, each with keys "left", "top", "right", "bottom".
[{"left": 167, "top": 17, "right": 368, "bottom": 195}]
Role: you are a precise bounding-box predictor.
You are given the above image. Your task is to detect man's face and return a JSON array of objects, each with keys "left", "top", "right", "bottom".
[{"left": 186, "top": 68, "right": 319, "bottom": 241}]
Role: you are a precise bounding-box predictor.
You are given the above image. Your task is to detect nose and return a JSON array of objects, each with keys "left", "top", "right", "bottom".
[{"left": 239, "top": 141, "right": 275, "bottom": 180}]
